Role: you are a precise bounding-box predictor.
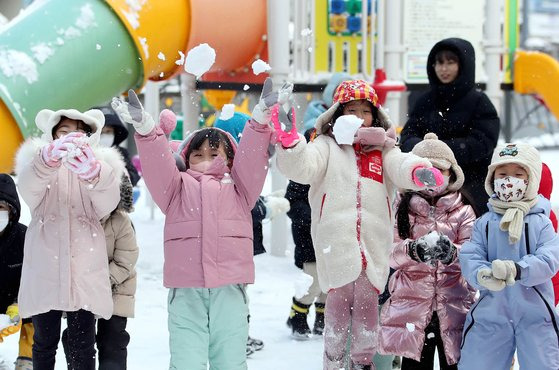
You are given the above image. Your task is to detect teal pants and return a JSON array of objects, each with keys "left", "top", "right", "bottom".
[{"left": 168, "top": 284, "right": 249, "bottom": 370}]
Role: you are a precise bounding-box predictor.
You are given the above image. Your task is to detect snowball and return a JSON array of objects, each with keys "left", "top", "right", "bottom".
[
  {"left": 251, "top": 59, "right": 271, "bottom": 75},
  {"left": 184, "top": 43, "right": 216, "bottom": 79},
  {"left": 243, "top": 84, "right": 250, "bottom": 91},
  {"left": 220, "top": 104, "right": 235, "bottom": 120},
  {"left": 426, "top": 332, "right": 435, "bottom": 339},
  {"left": 423, "top": 231, "right": 440, "bottom": 248},
  {"left": 406, "top": 323, "right": 415, "bottom": 332},
  {"left": 333, "top": 115, "right": 363, "bottom": 145},
  {"left": 293, "top": 272, "right": 314, "bottom": 299},
  {"left": 157, "top": 52, "right": 166, "bottom": 61},
  {"left": 175, "top": 51, "right": 185, "bottom": 66}
]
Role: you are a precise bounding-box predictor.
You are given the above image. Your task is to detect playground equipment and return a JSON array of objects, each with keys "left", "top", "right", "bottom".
[{"left": 0, "top": 0, "right": 267, "bottom": 172}]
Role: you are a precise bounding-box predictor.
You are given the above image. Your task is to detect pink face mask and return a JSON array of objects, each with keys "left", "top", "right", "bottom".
[{"left": 189, "top": 160, "right": 214, "bottom": 173}]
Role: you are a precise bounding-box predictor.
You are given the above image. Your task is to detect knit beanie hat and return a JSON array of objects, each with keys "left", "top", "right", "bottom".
[
  {"left": 411, "top": 133, "right": 464, "bottom": 192},
  {"left": 333, "top": 80, "right": 380, "bottom": 108},
  {"left": 485, "top": 143, "right": 542, "bottom": 199}
]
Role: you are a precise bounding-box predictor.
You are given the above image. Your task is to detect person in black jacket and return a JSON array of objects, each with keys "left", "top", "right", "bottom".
[
  {"left": 284, "top": 129, "right": 327, "bottom": 340},
  {"left": 399, "top": 37, "right": 500, "bottom": 216},
  {"left": 96, "top": 106, "right": 141, "bottom": 187},
  {"left": 0, "top": 174, "right": 33, "bottom": 369}
]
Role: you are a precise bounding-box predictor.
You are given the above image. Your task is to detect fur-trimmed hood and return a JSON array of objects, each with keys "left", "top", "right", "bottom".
[
  {"left": 14, "top": 137, "right": 125, "bottom": 181},
  {"left": 35, "top": 108, "right": 105, "bottom": 146}
]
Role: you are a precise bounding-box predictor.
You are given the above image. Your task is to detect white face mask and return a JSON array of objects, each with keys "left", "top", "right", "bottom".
[
  {"left": 0, "top": 210, "right": 9, "bottom": 232},
  {"left": 420, "top": 175, "right": 450, "bottom": 197},
  {"left": 494, "top": 176, "right": 528, "bottom": 202},
  {"left": 99, "top": 133, "right": 115, "bottom": 147}
]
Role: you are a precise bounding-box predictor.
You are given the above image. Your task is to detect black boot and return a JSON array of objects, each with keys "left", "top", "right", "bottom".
[
  {"left": 313, "top": 302, "right": 325, "bottom": 335},
  {"left": 286, "top": 298, "right": 312, "bottom": 340}
]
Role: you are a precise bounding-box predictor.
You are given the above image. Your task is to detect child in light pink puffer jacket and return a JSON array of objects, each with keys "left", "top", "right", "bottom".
[{"left": 378, "top": 133, "right": 476, "bottom": 369}]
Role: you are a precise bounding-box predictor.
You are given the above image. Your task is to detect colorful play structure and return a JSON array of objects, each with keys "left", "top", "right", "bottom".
[{"left": 2, "top": 0, "right": 559, "bottom": 173}]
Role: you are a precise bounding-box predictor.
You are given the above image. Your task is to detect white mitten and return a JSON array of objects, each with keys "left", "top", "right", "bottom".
[
  {"left": 477, "top": 268, "right": 506, "bottom": 291},
  {"left": 264, "top": 195, "right": 290, "bottom": 220},
  {"left": 491, "top": 259, "right": 517, "bottom": 286},
  {"left": 111, "top": 89, "right": 155, "bottom": 136}
]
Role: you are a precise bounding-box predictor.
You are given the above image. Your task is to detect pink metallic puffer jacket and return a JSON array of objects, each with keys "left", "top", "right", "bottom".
[{"left": 378, "top": 191, "right": 476, "bottom": 365}]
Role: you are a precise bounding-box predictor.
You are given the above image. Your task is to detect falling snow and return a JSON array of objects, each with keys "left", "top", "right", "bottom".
[
  {"left": 175, "top": 50, "right": 185, "bottom": 66},
  {"left": 220, "top": 104, "right": 235, "bottom": 120},
  {"left": 251, "top": 59, "right": 271, "bottom": 75},
  {"left": 157, "top": 52, "right": 165, "bottom": 61}
]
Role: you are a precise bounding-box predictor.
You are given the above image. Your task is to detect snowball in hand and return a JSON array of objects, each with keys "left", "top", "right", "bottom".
[
  {"left": 293, "top": 272, "right": 314, "bottom": 300},
  {"left": 251, "top": 59, "right": 271, "bottom": 75},
  {"left": 220, "top": 104, "right": 235, "bottom": 120},
  {"left": 184, "top": 43, "right": 216, "bottom": 79},
  {"left": 333, "top": 115, "right": 363, "bottom": 145}
]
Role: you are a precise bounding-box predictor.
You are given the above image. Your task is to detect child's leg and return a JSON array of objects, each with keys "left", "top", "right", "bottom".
[
  {"left": 516, "top": 315, "right": 559, "bottom": 370},
  {"left": 323, "top": 281, "right": 353, "bottom": 369},
  {"left": 168, "top": 288, "right": 210, "bottom": 370},
  {"left": 300, "top": 262, "right": 324, "bottom": 305},
  {"left": 17, "top": 319, "right": 33, "bottom": 361},
  {"left": 349, "top": 271, "right": 378, "bottom": 366},
  {"left": 208, "top": 284, "right": 249, "bottom": 370},
  {"left": 458, "top": 315, "right": 514, "bottom": 370},
  {"left": 32, "top": 310, "right": 62, "bottom": 370},
  {"left": 65, "top": 309, "right": 96, "bottom": 370},
  {"left": 433, "top": 314, "right": 457, "bottom": 370},
  {"left": 96, "top": 315, "right": 130, "bottom": 370}
]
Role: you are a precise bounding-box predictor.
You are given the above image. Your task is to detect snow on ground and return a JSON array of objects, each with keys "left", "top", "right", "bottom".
[{"left": 2, "top": 148, "right": 558, "bottom": 369}]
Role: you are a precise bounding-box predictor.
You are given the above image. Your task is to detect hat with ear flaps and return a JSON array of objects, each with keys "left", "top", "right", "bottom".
[
  {"left": 484, "top": 142, "right": 542, "bottom": 199},
  {"left": 411, "top": 133, "right": 465, "bottom": 192},
  {"left": 34, "top": 108, "right": 105, "bottom": 146}
]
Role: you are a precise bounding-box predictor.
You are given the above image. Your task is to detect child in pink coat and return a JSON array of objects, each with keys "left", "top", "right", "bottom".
[
  {"left": 15, "top": 109, "right": 124, "bottom": 370},
  {"left": 111, "top": 79, "right": 282, "bottom": 369},
  {"left": 378, "top": 133, "right": 476, "bottom": 369}
]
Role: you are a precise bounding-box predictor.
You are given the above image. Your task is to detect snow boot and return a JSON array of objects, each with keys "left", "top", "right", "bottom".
[
  {"left": 313, "top": 302, "right": 325, "bottom": 335},
  {"left": 286, "top": 298, "right": 312, "bottom": 340},
  {"left": 247, "top": 336, "right": 264, "bottom": 352}
]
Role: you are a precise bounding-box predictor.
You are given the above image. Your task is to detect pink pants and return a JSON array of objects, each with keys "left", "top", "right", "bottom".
[{"left": 323, "top": 271, "right": 379, "bottom": 369}]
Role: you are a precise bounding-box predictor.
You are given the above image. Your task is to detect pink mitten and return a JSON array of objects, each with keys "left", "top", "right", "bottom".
[
  {"left": 159, "top": 109, "right": 177, "bottom": 137},
  {"left": 412, "top": 167, "right": 444, "bottom": 187},
  {"left": 41, "top": 133, "right": 84, "bottom": 167},
  {"left": 353, "top": 127, "right": 386, "bottom": 147},
  {"left": 271, "top": 104, "right": 299, "bottom": 148},
  {"left": 65, "top": 145, "right": 101, "bottom": 181}
]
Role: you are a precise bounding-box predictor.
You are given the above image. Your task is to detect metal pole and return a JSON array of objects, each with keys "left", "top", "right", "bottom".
[
  {"left": 384, "top": 0, "right": 403, "bottom": 125},
  {"left": 484, "top": 0, "right": 504, "bottom": 115},
  {"left": 180, "top": 73, "right": 200, "bottom": 137},
  {"left": 267, "top": 0, "right": 290, "bottom": 257},
  {"left": 144, "top": 81, "right": 160, "bottom": 220}
]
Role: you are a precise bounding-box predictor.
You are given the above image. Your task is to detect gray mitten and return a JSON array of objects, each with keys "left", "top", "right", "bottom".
[
  {"left": 252, "top": 77, "right": 278, "bottom": 125},
  {"left": 111, "top": 89, "right": 155, "bottom": 136}
]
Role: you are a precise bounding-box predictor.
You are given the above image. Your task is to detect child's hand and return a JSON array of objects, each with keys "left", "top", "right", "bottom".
[
  {"left": 477, "top": 268, "right": 506, "bottom": 291},
  {"left": 65, "top": 145, "right": 101, "bottom": 181},
  {"left": 491, "top": 259, "right": 518, "bottom": 286},
  {"left": 111, "top": 89, "right": 155, "bottom": 136},
  {"left": 271, "top": 104, "right": 299, "bottom": 148},
  {"left": 41, "top": 133, "right": 83, "bottom": 167},
  {"left": 252, "top": 77, "right": 278, "bottom": 125},
  {"left": 412, "top": 167, "right": 444, "bottom": 187}
]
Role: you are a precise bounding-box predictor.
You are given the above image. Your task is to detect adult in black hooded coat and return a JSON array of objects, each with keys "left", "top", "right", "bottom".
[
  {"left": 97, "top": 106, "right": 141, "bottom": 186},
  {"left": 399, "top": 38, "right": 500, "bottom": 216}
]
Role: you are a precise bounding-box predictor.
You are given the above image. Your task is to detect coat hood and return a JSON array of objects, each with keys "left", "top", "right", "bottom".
[
  {"left": 322, "top": 72, "right": 351, "bottom": 106},
  {"left": 539, "top": 163, "right": 553, "bottom": 200},
  {"left": 35, "top": 108, "right": 105, "bottom": 146},
  {"left": 427, "top": 38, "right": 476, "bottom": 104},
  {"left": 314, "top": 101, "right": 393, "bottom": 135},
  {"left": 0, "top": 174, "right": 20, "bottom": 223},
  {"left": 175, "top": 127, "right": 238, "bottom": 171}
]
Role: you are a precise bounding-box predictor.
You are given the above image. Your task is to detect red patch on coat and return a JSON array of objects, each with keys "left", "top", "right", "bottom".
[{"left": 357, "top": 149, "right": 383, "bottom": 183}]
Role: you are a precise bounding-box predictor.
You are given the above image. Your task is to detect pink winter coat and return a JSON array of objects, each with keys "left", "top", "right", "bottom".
[
  {"left": 378, "top": 191, "right": 476, "bottom": 365},
  {"left": 135, "top": 120, "right": 272, "bottom": 288},
  {"left": 14, "top": 138, "right": 124, "bottom": 319}
]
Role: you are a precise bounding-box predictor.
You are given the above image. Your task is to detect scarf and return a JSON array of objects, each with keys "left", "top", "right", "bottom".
[{"left": 488, "top": 196, "right": 538, "bottom": 244}]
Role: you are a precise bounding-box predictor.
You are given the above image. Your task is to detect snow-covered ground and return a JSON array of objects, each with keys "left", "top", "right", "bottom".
[{"left": 1, "top": 149, "right": 558, "bottom": 369}]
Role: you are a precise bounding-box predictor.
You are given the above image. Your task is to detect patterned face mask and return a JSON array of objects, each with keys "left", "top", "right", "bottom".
[{"left": 493, "top": 176, "right": 528, "bottom": 202}]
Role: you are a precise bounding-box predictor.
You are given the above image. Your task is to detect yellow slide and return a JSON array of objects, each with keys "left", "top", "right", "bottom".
[{"left": 514, "top": 50, "right": 559, "bottom": 121}]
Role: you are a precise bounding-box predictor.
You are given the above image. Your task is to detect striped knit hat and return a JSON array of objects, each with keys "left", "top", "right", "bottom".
[{"left": 333, "top": 80, "right": 379, "bottom": 108}]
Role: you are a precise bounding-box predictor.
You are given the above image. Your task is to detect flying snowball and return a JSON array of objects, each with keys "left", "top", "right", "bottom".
[
  {"left": 251, "top": 59, "right": 271, "bottom": 75},
  {"left": 184, "top": 43, "right": 216, "bottom": 79},
  {"left": 220, "top": 104, "right": 235, "bottom": 120}
]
